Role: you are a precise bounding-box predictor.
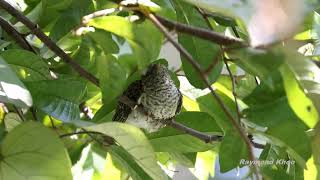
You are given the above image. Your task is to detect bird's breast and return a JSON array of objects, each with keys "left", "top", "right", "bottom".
[{"left": 141, "top": 86, "right": 180, "bottom": 120}]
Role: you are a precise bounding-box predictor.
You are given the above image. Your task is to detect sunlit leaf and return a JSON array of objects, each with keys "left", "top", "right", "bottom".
[
  {"left": 4, "top": 113, "right": 22, "bottom": 132},
  {"left": 97, "top": 54, "right": 127, "bottom": 103},
  {"left": 0, "top": 122, "right": 72, "bottom": 180},
  {"left": 86, "top": 122, "right": 168, "bottom": 180},
  {"left": 0, "top": 56, "right": 33, "bottom": 108},
  {"left": 108, "top": 145, "right": 152, "bottom": 180},
  {"left": 88, "top": 16, "right": 162, "bottom": 70}
]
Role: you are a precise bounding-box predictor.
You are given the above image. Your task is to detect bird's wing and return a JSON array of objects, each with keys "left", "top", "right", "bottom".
[
  {"left": 113, "top": 80, "right": 143, "bottom": 122},
  {"left": 175, "top": 89, "right": 183, "bottom": 115}
]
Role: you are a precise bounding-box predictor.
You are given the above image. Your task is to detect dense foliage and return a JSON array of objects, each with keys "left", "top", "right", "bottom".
[{"left": 0, "top": 0, "right": 320, "bottom": 179}]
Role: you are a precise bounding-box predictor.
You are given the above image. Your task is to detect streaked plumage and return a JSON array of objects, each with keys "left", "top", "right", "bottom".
[{"left": 113, "top": 64, "right": 182, "bottom": 132}]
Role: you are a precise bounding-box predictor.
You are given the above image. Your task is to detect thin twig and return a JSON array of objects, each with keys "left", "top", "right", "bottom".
[
  {"left": 30, "top": 107, "right": 38, "bottom": 121},
  {"left": 146, "top": 13, "right": 261, "bottom": 179},
  {"left": 164, "top": 120, "right": 223, "bottom": 143},
  {"left": 154, "top": 14, "right": 246, "bottom": 46},
  {"left": 49, "top": 116, "right": 56, "bottom": 129},
  {"left": 0, "top": 16, "right": 35, "bottom": 52},
  {"left": 12, "top": 105, "right": 26, "bottom": 121},
  {"left": 203, "top": 49, "right": 223, "bottom": 76},
  {"left": 224, "top": 60, "right": 242, "bottom": 123},
  {"left": 0, "top": 0, "right": 99, "bottom": 86}
]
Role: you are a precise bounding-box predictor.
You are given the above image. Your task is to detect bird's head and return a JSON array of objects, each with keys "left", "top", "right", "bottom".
[
  {"left": 141, "top": 63, "right": 172, "bottom": 88},
  {"left": 143, "top": 63, "right": 169, "bottom": 78}
]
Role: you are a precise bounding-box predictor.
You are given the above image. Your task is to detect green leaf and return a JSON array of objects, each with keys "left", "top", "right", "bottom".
[
  {"left": 108, "top": 145, "right": 152, "bottom": 180},
  {"left": 0, "top": 121, "right": 72, "bottom": 180},
  {"left": 152, "top": 0, "right": 176, "bottom": 19},
  {"left": 1, "top": 49, "right": 50, "bottom": 81},
  {"left": 41, "top": 33, "right": 81, "bottom": 59},
  {"left": 219, "top": 131, "right": 247, "bottom": 172},
  {"left": 86, "top": 122, "right": 168, "bottom": 180},
  {"left": 147, "top": 112, "right": 222, "bottom": 152},
  {"left": 49, "top": 0, "right": 94, "bottom": 41},
  {"left": 181, "top": 0, "right": 252, "bottom": 23},
  {"left": 4, "top": 113, "right": 22, "bottom": 132},
  {"left": 25, "top": 78, "right": 86, "bottom": 122},
  {"left": 0, "top": 56, "right": 33, "bottom": 108},
  {"left": 88, "top": 16, "right": 163, "bottom": 70},
  {"left": 280, "top": 64, "right": 318, "bottom": 128},
  {"left": 282, "top": 50, "right": 320, "bottom": 127},
  {"left": 230, "top": 47, "right": 285, "bottom": 81},
  {"left": 97, "top": 54, "right": 127, "bottom": 103},
  {"left": 244, "top": 97, "right": 312, "bottom": 167},
  {"left": 197, "top": 90, "right": 237, "bottom": 131},
  {"left": 87, "top": 29, "right": 119, "bottom": 55},
  {"left": 172, "top": 0, "right": 222, "bottom": 89}
]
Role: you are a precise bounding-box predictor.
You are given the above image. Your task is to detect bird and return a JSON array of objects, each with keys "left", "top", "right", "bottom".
[{"left": 113, "top": 63, "right": 182, "bottom": 132}]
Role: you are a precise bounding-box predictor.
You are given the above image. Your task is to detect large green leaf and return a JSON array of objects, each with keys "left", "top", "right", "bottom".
[
  {"left": 230, "top": 47, "right": 285, "bottom": 81},
  {"left": 196, "top": 88, "right": 248, "bottom": 171},
  {"left": 97, "top": 54, "right": 127, "bottom": 103},
  {"left": 86, "top": 122, "right": 167, "bottom": 180},
  {"left": 108, "top": 145, "right": 152, "bottom": 180},
  {"left": 0, "top": 122, "right": 72, "bottom": 180},
  {"left": 280, "top": 64, "right": 318, "bottom": 128},
  {"left": 87, "top": 29, "right": 119, "bottom": 55},
  {"left": 244, "top": 97, "right": 312, "bottom": 168},
  {"left": 49, "top": 0, "right": 94, "bottom": 41},
  {"left": 88, "top": 16, "right": 163, "bottom": 70},
  {"left": 172, "top": 0, "right": 223, "bottom": 89},
  {"left": 25, "top": 78, "right": 86, "bottom": 122},
  {"left": 1, "top": 49, "right": 50, "bottom": 81},
  {"left": 0, "top": 56, "right": 32, "bottom": 108},
  {"left": 282, "top": 50, "right": 320, "bottom": 127},
  {"left": 147, "top": 112, "right": 222, "bottom": 152},
  {"left": 219, "top": 131, "right": 247, "bottom": 172}
]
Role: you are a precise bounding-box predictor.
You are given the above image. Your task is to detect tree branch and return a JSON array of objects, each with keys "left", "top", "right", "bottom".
[
  {"left": 164, "top": 120, "right": 223, "bottom": 143},
  {"left": 0, "top": 16, "right": 35, "bottom": 52},
  {"left": 154, "top": 14, "right": 247, "bottom": 47},
  {"left": 145, "top": 12, "right": 261, "bottom": 179},
  {"left": 0, "top": 0, "right": 100, "bottom": 86}
]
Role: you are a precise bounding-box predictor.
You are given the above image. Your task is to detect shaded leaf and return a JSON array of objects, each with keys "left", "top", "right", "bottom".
[
  {"left": 244, "top": 97, "right": 312, "bottom": 168},
  {"left": 172, "top": 0, "right": 222, "bottom": 89},
  {"left": 25, "top": 78, "right": 86, "bottom": 122},
  {"left": 1, "top": 49, "right": 50, "bottom": 81}
]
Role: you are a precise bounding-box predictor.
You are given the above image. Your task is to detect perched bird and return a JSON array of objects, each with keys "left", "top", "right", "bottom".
[{"left": 113, "top": 64, "right": 182, "bottom": 132}]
